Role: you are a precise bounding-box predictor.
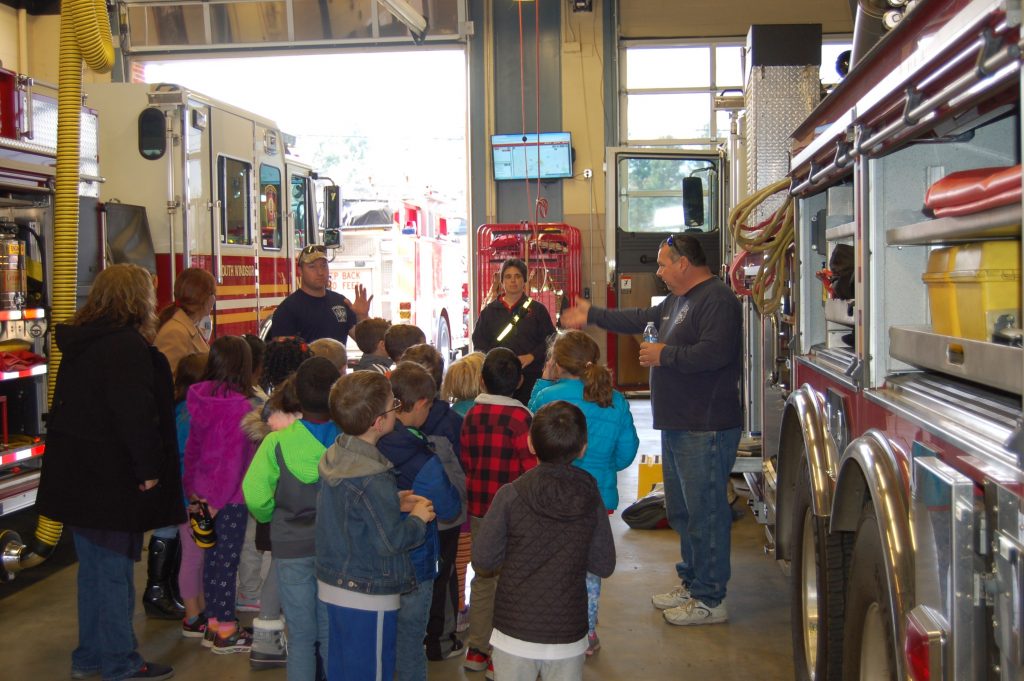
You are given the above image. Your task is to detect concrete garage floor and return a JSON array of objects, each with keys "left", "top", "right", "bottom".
[{"left": 0, "top": 399, "right": 794, "bottom": 681}]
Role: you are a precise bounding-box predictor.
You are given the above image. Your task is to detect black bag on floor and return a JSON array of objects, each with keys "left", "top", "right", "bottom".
[{"left": 622, "top": 484, "right": 669, "bottom": 530}]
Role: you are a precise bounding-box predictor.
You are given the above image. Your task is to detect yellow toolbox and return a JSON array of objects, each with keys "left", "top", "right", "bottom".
[
  {"left": 949, "top": 240, "right": 1020, "bottom": 341},
  {"left": 922, "top": 246, "right": 960, "bottom": 337},
  {"left": 921, "top": 246, "right": 958, "bottom": 337},
  {"left": 637, "top": 454, "right": 663, "bottom": 496}
]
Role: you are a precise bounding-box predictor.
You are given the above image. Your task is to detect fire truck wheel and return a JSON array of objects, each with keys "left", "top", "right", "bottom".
[
  {"left": 841, "top": 501, "right": 898, "bottom": 681},
  {"left": 436, "top": 315, "right": 452, "bottom": 370},
  {"left": 790, "top": 460, "right": 851, "bottom": 681}
]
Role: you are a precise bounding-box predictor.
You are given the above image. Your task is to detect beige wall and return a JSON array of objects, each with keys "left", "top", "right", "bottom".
[
  {"left": 0, "top": 13, "right": 112, "bottom": 84},
  {"left": 0, "top": 6, "right": 24, "bottom": 73},
  {"left": 620, "top": 0, "right": 853, "bottom": 39}
]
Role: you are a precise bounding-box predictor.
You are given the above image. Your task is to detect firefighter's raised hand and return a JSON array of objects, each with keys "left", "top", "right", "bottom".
[
  {"left": 349, "top": 283, "right": 373, "bottom": 318},
  {"left": 561, "top": 297, "right": 591, "bottom": 329}
]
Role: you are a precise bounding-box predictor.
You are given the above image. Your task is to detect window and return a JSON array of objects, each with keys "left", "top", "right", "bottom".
[
  {"left": 621, "top": 42, "right": 743, "bottom": 147},
  {"left": 219, "top": 156, "right": 252, "bottom": 245},
  {"left": 291, "top": 174, "right": 311, "bottom": 250},
  {"left": 137, "top": 108, "right": 166, "bottom": 160},
  {"left": 621, "top": 39, "right": 852, "bottom": 147},
  {"left": 616, "top": 154, "right": 719, "bottom": 234},
  {"left": 259, "top": 164, "right": 283, "bottom": 250}
]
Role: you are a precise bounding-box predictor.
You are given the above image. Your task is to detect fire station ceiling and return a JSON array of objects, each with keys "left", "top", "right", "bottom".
[{"left": 120, "top": 0, "right": 468, "bottom": 56}]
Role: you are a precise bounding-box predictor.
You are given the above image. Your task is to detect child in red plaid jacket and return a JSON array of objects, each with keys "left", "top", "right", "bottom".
[{"left": 458, "top": 348, "right": 536, "bottom": 673}]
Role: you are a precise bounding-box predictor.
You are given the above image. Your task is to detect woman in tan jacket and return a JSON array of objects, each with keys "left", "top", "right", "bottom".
[
  {"left": 144, "top": 266, "right": 216, "bottom": 620},
  {"left": 154, "top": 268, "right": 216, "bottom": 374}
]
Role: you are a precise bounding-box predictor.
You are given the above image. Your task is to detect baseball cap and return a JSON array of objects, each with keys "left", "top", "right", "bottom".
[{"left": 298, "top": 244, "right": 328, "bottom": 265}]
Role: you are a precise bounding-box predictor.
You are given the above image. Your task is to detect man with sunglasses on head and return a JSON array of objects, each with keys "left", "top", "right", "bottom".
[
  {"left": 561, "top": 234, "right": 741, "bottom": 628},
  {"left": 268, "top": 244, "right": 372, "bottom": 345}
]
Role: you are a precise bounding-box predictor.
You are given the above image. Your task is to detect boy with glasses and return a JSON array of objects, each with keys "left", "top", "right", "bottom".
[{"left": 315, "top": 371, "right": 436, "bottom": 680}]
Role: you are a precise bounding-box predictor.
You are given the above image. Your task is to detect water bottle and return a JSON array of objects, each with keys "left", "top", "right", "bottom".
[{"left": 643, "top": 322, "right": 658, "bottom": 344}]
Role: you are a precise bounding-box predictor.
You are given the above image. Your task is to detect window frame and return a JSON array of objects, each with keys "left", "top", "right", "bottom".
[
  {"left": 620, "top": 38, "right": 745, "bottom": 148},
  {"left": 259, "top": 162, "right": 283, "bottom": 251},
  {"left": 218, "top": 154, "right": 253, "bottom": 246}
]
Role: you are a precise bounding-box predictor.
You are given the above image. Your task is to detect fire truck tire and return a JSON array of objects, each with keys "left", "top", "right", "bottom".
[
  {"left": 841, "top": 501, "right": 898, "bottom": 681},
  {"left": 790, "top": 460, "right": 851, "bottom": 681},
  {"left": 436, "top": 315, "right": 452, "bottom": 369}
]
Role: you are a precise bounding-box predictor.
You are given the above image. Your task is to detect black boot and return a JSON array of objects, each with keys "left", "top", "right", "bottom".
[
  {"left": 167, "top": 535, "right": 184, "bottom": 611},
  {"left": 143, "top": 535, "right": 185, "bottom": 619}
]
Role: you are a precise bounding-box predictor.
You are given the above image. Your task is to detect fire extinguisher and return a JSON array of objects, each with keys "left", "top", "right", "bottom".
[{"left": 0, "top": 217, "right": 26, "bottom": 311}]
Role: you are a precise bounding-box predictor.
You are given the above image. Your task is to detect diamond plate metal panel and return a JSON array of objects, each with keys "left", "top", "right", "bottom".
[
  {"left": 745, "top": 65, "right": 819, "bottom": 221},
  {"left": 339, "top": 235, "right": 377, "bottom": 257}
]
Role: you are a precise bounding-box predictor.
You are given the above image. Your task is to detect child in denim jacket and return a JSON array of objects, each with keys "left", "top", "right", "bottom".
[{"left": 316, "top": 371, "right": 435, "bottom": 681}]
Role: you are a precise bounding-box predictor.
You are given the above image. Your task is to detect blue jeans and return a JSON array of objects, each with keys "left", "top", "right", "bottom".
[
  {"left": 72, "top": 532, "right": 144, "bottom": 681},
  {"left": 660, "top": 427, "right": 740, "bottom": 607},
  {"left": 396, "top": 578, "right": 434, "bottom": 681},
  {"left": 277, "top": 556, "right": 329, "bottom": 681}
]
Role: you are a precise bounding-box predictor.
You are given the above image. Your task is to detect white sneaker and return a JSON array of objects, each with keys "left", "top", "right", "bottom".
[
  {"left": 663, "top": 598, "right": 728, "bottom": 626},
  {"left": 651, "top": 584, "right": 692, "bottom": 610}
]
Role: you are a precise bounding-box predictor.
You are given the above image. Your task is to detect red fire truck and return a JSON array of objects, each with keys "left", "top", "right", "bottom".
[
  {"left": 330, "top": 193, "right": 469, "bottom": 362},
  {"left": 83, "top": 82, "right": 320, "bottom": 336},
  {"left": 737, "top": 1, "right": 1024, "bottom": 679}
]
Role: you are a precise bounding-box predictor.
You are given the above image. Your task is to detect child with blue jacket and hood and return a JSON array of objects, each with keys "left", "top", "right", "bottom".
[
  {"left": 316, "top": 371, "right": 436, "bottom": 681},
  {"left": 377, "top": 362, "right": 462, "bottom": 681}
]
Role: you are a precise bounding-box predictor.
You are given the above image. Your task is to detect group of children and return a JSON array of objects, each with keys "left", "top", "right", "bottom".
[{"left": 169, "top": 315, "right": 639, "bottom": 681}]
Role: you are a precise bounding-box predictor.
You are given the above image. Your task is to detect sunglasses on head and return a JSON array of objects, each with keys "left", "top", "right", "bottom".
[
  {"left": 665, "top": 233, "right": 687, "bottom": 256},
  {"left": 301, "top": 244, "right": 327, "bottom": 255}
]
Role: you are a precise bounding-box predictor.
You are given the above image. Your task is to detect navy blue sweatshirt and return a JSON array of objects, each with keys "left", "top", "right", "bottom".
[{"left": 588, "top": 276, "right": 742, "bottom": 431}]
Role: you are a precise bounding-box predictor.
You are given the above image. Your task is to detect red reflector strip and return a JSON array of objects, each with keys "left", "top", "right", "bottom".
[
  {"left": 0, "top": 364, "right": 47, "bottom": 381},
  {"left": 0, "top": 443, "right": 45, "bottom": 466}
]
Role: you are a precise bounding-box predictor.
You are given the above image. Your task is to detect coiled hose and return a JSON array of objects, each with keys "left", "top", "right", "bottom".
[
  {"left": 727, "top": 178, "right": 795, "bottom": 316},
  {"left": 3, "top": 0, "right": 115, "bottom": 581}
]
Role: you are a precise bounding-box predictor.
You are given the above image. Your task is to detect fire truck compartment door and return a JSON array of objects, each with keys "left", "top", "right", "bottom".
[{"left": 204, "top": 105, "right": 259, "bottom": 332}]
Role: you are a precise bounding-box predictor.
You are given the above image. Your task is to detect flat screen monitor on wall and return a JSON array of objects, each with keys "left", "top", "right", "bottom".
[{"left": 491, "top": 132, "right": 573, "bottom": 180}]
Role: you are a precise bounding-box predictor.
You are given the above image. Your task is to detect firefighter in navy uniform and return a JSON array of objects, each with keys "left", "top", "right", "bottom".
[
  {"left": 268, "top": 244, "right": 372, "bottom": 344},
  {"left": 473, "top": 258, "right": 556, "bottom": 404}
]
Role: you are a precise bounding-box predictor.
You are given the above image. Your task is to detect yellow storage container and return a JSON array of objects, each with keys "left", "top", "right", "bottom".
[
  {"left": 921, "top": 246, "right": 960, "bottom": 336},
  {"left": 637, "top": 454, "right": 663, "bottom": 496},
  {"left": 949, "top": 240, "right": 1020, "bottom": 341}
]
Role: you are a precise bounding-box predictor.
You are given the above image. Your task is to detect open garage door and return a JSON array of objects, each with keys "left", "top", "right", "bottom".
[{"left": 120, "top": 0, "right": 470, "bottom": 56}]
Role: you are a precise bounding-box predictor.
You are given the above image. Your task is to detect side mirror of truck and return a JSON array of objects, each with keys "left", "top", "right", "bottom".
[
  {"left": 324, "top": 185, "right": 341, "bottom": 232},
  {"left": 323, "top": 228, "right": 341, "bottom": 249},
  {"left": 682, "top": 176, "right": 705, "bottom": 228}
]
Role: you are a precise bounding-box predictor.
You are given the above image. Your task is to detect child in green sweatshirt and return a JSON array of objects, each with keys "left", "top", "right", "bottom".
[{"left": 242, "top": 357, "right": 341, "bottom": 681}]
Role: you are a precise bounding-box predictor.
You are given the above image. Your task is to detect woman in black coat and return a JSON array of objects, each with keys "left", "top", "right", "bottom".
[
  {"left": 472, "top": 258, "right": 556, "bottom": 403},
  {"left": 37, "top": 263, "right": 182, "bottom": 681}
]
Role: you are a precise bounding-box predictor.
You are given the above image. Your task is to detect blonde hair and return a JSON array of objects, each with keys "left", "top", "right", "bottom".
[
  {"left": 310, "top": 338, "right": 348, "bottom": 373},
  {"left": 71, "top": 264, "right": 158, "bottom": 341},
  {"left": 552, "top": 330, "right": 613, "bottom": 408},
  {"left": 441, "top": 351, "right": 485, "bottom": 403}
]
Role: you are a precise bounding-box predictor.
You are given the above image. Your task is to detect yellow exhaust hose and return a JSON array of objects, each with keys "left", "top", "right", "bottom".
[{"left": 10, "top": 0, "right": 115, "bottom": 580}]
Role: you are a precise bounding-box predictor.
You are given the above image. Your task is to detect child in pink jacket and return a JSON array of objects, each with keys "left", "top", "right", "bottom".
[{"left": 184, "top": 335, "right": 259, "bottom": 654}]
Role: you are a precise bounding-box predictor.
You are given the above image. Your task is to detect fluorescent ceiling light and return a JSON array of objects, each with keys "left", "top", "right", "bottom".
[{"left": 378, "top": 0, "right": 427, "bottom": 37}]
